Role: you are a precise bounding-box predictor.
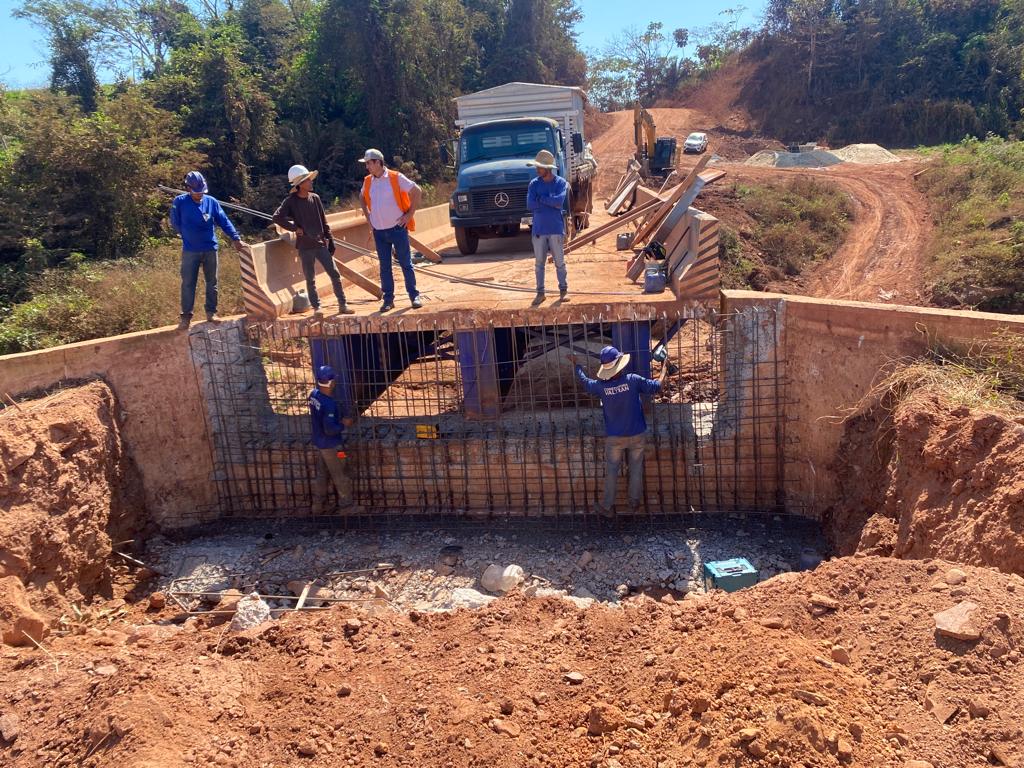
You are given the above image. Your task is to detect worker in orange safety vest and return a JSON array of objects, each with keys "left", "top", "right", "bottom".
[{"left": 358, "top": 148, "right": 423, "bottom": 312}]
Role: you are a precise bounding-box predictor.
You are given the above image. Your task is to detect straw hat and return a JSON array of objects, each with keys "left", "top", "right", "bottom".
[
  {"left": 596, "top": 346, "right": 631, "bottom": 380},
  {"left": 528, "top": 149, "right": 557, "bottom": 170}
]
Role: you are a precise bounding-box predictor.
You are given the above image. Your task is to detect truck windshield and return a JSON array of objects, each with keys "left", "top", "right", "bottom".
[{"left": 461, "top": 125, "right": 555, "bottom": 164}]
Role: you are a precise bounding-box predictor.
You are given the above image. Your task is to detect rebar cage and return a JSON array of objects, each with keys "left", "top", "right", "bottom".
[{"left": 187, "top": 305, "right": 791, "bottom": 525}]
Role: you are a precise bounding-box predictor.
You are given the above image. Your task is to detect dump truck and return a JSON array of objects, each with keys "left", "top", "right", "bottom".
[{"left": 449, "top": 82, "right": 597, "bottom": 255}]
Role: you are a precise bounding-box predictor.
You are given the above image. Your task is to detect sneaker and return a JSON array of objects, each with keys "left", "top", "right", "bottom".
[
  {"left": 312, "top": 308, "right": 324, "bottom": 318},
  {"left": 559, "top": 287, "right": 568, "bottom": 301},
  {"left": 205, "top": 312, "right": 221, "bottom": 323},
  {"left": 176, "top": 314, "right": 191, "bottom": 331},
  {"left": 380, "top": 301, "right": 395, "bottom": 312},
  {"left": 337, "top": 304, "right": 355, "bottom": 315},
  {"left": 531, "top": 292, "right": 545, "bottom": 307},
  {"left": 411, "top": 295, "right": 424, "bottom": 309}
]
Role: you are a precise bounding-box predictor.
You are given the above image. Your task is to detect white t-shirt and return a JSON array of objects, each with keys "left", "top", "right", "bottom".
[{"left": 366, "top": 171, "right": 417, "bottom": 230}]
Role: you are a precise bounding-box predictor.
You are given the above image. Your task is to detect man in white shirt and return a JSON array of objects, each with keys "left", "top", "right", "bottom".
[{"left": 358, "top": 148, "right": 423, "bottom": 312}]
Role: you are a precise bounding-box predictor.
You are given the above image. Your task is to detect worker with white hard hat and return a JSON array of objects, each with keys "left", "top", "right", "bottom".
[{"left": 272, "top": 164, "right": 354, "bottom": 316}]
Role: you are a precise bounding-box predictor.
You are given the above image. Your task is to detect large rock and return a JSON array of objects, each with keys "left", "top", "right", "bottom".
[
  {"left": 480, "top": 564, "right": 525, "bottom": 593},
  {"left": 934, "top": 601, "right": 982, "bottom": 641},
  {"left": 443, "top": 588, "right": 496, "bottom": 610},
  {"left": 229, "top": 593, "right": 271, "bottom": 632},
  {"left": 0, "top": 576, "right": 49, "bottom": 647}
]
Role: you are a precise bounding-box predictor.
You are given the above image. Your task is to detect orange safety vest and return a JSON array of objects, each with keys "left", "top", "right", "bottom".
[{"left": 361, "top": 169, "right": 416, "bottom": 231}]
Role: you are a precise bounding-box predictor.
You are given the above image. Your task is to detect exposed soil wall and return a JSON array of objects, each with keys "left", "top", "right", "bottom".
[
  {"left": 828, "top": 390, "right": 1024, "bottom": 574},
  {"left": 0, "top": 381, "right": 146, "bottom": 643}
]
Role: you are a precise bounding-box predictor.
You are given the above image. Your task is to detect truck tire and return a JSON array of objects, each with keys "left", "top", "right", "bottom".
[{"left": 455, "top": 226, "right": 479, "bottom": 255}]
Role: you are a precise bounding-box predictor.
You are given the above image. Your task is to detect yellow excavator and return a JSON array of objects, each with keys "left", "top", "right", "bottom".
[{"left": 633, "top": 103, "right": 677, "bottom": 179}]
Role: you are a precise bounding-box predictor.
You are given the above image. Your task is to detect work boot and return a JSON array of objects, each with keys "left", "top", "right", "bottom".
[
  {"left": 411, "top": 295, "right": 424, "bottom": 309},
  {"left": 594, "top": 503, "right": 615, "bottom": 519},
  {"left": 176, "top": 313, "right": 191, "bottom": 331},
  {"left": 559, "top": 287, "right": 568, "bottom": 302},
  {"left": 205, "top": 312, "right": 221, "bottom": 323},
  {"left": 312, "top": 307, "right": 324, "bottom": 318},
  {"left": 531, "top": 292, "right": 545, "bottom": 307},
  {"left": 336, "top": 303, "right": 355, "bottom": 315},
  {"left": 380, "top": 301, "right": 395, "bottom": 312}
]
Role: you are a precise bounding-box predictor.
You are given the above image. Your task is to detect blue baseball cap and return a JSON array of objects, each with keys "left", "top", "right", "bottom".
[
  {"left": 597, "top": 346, "right": 630, "bottom": 380},
  {"left": 184, "top": 171, "right": 208, "bottom": 194},
  {"left": 316, "top": 365, "right": 336, "bottom": 383}
]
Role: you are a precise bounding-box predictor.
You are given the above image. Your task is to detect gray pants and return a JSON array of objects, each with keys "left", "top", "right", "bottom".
[
  {"left": 532, "top": 234, "right": 567, "bottom": 293},
  {"left": 299, "top": 246, "right": 346, "bottom": 310},
  {"left": 603, "top": 433, "right": 646, "bottom": 509},
  {"left": 314, "top": 447, "right": 353, "bottom": 510}
]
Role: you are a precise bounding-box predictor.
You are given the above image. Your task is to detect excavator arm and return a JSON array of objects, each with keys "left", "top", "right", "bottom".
[{"left": 633, "top": 103, "right": 656, "bottom": 161}]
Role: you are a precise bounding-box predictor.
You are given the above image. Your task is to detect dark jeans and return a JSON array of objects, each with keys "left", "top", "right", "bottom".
[
  {"left": 180, "top": 249, "right": 218, "bottom": 316},
  {"left": 299, "top": 246, "right": 346, "bottom": 309},
  {"left": 372, "top": 226, "right": 418, "bottom": 303}
]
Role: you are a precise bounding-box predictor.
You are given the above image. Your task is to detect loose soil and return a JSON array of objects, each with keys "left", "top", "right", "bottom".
[
  {"left": 829, "top": 388, "right": 1024, "bottom": 574},
  {"left": 1, "top": 557, "right": 1021, "bottom": 767},
  {"left": 0, "top": 381, "right": 145, "bottom": 612}
]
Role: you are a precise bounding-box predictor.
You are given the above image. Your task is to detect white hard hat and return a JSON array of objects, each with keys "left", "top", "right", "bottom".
[
  {"left": 358, "top": 148, "right": 385, "bottom": 164},
  {"left": 287, "top": 164, "right": 318, "bottom": 187}
]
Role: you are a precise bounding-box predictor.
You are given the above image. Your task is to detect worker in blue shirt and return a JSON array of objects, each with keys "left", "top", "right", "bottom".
[
  {"left": 308, "top": 365, "right": 354, "bottom": 513},
  {"left": 169, "top": 171, "right": 252, "bottom": 330},
  {"left": 526, "top": 149, "right": 569, "bottom": 306},
  {"left": 569, "top": 346, "right": 667, "bottom": 515}
]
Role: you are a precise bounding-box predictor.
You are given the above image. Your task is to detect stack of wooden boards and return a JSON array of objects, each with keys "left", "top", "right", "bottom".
[{"left": 570, "top": 153, "right": 726, "bottom": 302}]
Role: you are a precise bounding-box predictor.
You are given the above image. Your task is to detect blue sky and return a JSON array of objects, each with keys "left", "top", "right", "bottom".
[{"left": 0, "top": 0, "right": 766, "bottom": 89}]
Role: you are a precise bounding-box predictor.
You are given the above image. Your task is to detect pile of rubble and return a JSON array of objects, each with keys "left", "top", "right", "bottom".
[{"left": 147, "top": 518, "right": 825, "bottom": 624}]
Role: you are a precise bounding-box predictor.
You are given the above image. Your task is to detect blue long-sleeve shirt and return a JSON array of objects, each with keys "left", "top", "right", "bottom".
[
  {"left": 575, "top": 365, "right": 661, "bottom": 437},
  {"left": 526, "top": 174, "right": 568, "bottom": 236},
  {"left": 309, "top": 388, "right": 347, "bottom": 449},
  {"left": 170, "top": 194, "right": 241, "bottom": 253}
]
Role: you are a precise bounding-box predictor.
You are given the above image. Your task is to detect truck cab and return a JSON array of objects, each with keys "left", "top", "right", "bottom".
[
  {"left": 448, "top": 82, "right": 596, "bottom": 256},
  {"left": 449, "top": 117, "right": 568, "bottom": 255}
]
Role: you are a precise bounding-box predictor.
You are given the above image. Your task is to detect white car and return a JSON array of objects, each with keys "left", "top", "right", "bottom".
[{"left": 683, "top": 132, "right": 709, "bottom": 154}]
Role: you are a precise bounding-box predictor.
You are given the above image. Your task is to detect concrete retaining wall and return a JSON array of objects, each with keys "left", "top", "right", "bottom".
[
  {"left": 0, "top": 326, "right": 216, "bottom": 528},
  {"left": 721, "top": 290, "right": 1024, "bottom": 519}
]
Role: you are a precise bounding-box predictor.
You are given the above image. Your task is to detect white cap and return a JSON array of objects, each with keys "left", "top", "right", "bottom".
[{"left": 358, "top": 148, "right": 385, "bottom": 164}]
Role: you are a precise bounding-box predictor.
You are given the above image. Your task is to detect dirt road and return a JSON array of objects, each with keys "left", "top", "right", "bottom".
[{"left": 589, "top": 105, "right": 934, "bottom": 305}]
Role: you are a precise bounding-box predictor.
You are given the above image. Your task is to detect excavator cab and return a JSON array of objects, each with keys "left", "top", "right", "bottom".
[{"left": 632, "top": 104, "right": 677, "bottom": 179}]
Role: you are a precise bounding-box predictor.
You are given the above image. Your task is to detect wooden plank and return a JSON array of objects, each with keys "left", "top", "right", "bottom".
[
  {"left": 408, "top": 234, "right": 443, "bottom": 263},
  {"left": 632, "top": 153, "right": 713, "bottom": 246},
  {"left": 329, "top": 249, "right": 383, "bottom": 298},
  {"left": 564, "top": 199, "right": 661, "bottom": 254},
  {"left": 295, "top": 582, "right": 312, "bottom": 611}
]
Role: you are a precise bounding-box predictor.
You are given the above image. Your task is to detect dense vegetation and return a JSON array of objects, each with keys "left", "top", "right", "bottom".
[
  {"left": 741, "top": 0, "right": 1024, "bottom": 146},
  {"left": 917, "top": 137, "right": 1024, "bottom": 313}
]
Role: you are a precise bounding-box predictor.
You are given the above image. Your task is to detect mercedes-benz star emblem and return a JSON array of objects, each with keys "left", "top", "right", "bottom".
[{"left": 494, "top": 191, "right": 510, "bottom": 208}]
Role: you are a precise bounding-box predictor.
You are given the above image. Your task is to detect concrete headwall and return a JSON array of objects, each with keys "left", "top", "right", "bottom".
[
  {"left": 0, "top": 327, "right": 216, "bottom": 528},
  {"left": 721, "top": 290, "right": 1024, "bottom": 519}
]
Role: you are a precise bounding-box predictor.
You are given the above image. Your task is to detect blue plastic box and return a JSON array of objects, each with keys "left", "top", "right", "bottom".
[{"left": 703, "top": 558, "right": 759, "bottom": 593}]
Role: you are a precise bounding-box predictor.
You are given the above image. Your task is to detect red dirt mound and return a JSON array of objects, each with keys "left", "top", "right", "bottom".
[
  {"left": 828, "top": 389, "right": 1024, "bottom": 573},
  {"left": 1, "top": 556, "right": 1021, "bottom": 767},
  {"left": 0, "top": 381, "right": 145, "bottom": 624}
]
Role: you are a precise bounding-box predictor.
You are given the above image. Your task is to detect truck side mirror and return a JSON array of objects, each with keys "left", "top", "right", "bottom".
[{"left": 572, "top": 133, "right": 583, "bottom": 153}]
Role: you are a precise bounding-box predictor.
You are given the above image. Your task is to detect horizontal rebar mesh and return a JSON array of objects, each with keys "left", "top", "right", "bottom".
[{"left": 186, "top": 306, "right": 792, "bottom": 526}]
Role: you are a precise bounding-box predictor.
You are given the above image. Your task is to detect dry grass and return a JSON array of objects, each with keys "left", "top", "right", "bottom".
[{"left": 847, "top": 328, "right": 1024, "bottom": 419}]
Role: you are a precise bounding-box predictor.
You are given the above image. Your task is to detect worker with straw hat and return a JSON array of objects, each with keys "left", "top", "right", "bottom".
[
  {"left": 568, "top": 346, "right": 667, "bottom": 516},
  {"left": 272, "top": 164, "right": 353, "bottom": 316},
  {"left": 526, "top": 149, "right": 569, "bottom": 306}
]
